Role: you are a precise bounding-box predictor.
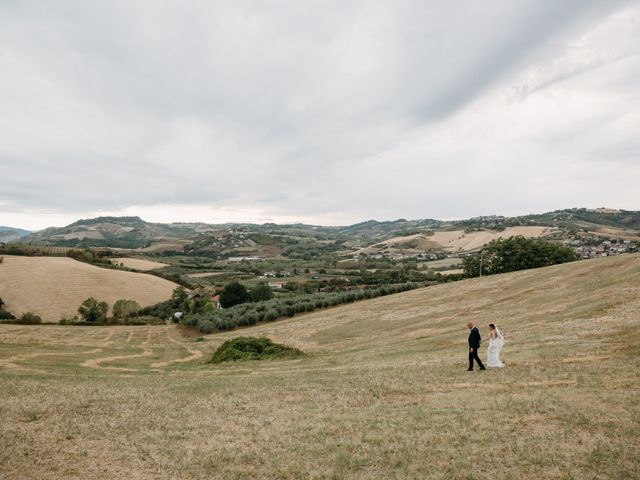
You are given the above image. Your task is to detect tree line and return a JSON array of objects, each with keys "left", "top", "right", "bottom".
[
  {"left": 462, "top": 236, "right": 578, "bottom": 276},
  {"left": 181, "top": 282, "right": 423, "bottom": 334}
]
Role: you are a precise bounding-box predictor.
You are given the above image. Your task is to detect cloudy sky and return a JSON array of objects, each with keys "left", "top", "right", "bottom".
[{"left": 1, "top": 1, "right": 639, "bottom": 230}]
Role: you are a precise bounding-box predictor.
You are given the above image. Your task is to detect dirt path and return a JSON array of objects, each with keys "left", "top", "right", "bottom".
[
  {"left": 151, "top": 329, "right": 205, "bottom": 368},
  {"left": 80, "top": 347, "right": 154, "bottom": 372},
  {"left": 80, "top": 329, "right": 156, "bottom": 372}
]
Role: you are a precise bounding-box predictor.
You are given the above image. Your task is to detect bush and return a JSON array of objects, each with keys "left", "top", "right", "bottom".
[
  {"left": 18, "top": 312, "right": 42, "bottom": 324},
  {"left": 249, "top": 283, "right": 274, "bottom": 302},
  {"left": 59, "top": 315, "right": 80, "bottom": 325},
  {"left": 113, "top": 299, "right": 141, "bottom": 320},
  {"left": 121, "top": 315, "right": 164, "bottom": 325},
  {"left": 0, "top": 309, "right": 16, "bottom": 320},
  {"left": 209, "top": 336, "right": 304, "bottom": 363}
]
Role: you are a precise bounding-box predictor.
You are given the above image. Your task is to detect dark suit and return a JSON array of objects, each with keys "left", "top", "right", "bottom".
[{"left": 468, "top": 327, "right": 485, "bottom": 370}]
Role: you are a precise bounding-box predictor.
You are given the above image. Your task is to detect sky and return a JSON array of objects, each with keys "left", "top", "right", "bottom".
[{"left": 1, "top": 1, "right": 639, "bottom": 231}]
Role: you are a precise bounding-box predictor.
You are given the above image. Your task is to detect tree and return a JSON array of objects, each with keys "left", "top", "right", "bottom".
[
  {"left": 250, "top": 283, "right": 274, "bottom": 302},
  {"left": 219, "top": 282, "right": 249, "bottom": 308},
  {"left": 113, "top": 299, "right": 141, "bottom": 320},
  {"left": 171, "top": 286, "right": 188, "bottom": 306},
  {"left": 462, "top": 236, "right": 579, "bottom": 277},
  {"left": 78, "top": 297, "right": 109, "bottom": 323},
  {"left": 191, "top": 296, "right": 214, "bottom": 314}
]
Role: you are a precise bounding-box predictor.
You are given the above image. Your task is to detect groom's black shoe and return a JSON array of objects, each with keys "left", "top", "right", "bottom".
[
  {"left": 467, "top": 369, "right": 473, "bottom": 371},
  {"left": 480, "top": 367, "right": 486, "bottom": 370}
]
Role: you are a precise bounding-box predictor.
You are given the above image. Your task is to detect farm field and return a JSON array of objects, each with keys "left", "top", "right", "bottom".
[
  {"left": 0, "top": 255, "right": 178, "bottom": 321},
  {"left": 111, "top": 257, "right": 169, "bottom": 271},
  {"left": 429, "top": 226, "right": 552, "bottom": 252},
  {"left": 352, "top": 226, "right": 552, "bottom": 256},
  {"left": 1, "top": 254, "right": 639, "bottom": 479},
  {"left": 437, "top": 268, "right": 465, "bottom": 276},
  {"left": 185, "top": 271, "right": 226, "bottom": 278}
]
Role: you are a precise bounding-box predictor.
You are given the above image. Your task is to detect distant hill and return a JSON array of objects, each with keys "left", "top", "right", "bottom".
[
  {"left": 22, "top": 216, "right": 215, "bottom": 249},
  {"left": 454, "top": 208, "right": 640, "bottom": 231},
  {"left": 15, "top": 208, "right": 640, "bottom": 256},
  {"left": 0, "top": 226, "right": 31, "bottom": 243}
]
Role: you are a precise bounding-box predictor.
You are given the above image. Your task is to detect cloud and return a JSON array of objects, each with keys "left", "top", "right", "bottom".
[{"left": 0, "top": 0, "right": 638, "bottom": 230}]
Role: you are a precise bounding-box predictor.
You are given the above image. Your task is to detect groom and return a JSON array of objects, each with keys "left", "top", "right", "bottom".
[{"left": 467, "top": 321, "right": 485, "bottom": 371}]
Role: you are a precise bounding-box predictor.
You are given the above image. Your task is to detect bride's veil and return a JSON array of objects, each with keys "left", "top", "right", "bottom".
[{"left": 494, "top": 326, "right": 505, "bottom": 347}]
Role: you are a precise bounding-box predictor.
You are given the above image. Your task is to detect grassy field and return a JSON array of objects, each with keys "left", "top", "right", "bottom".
[
  {"left": 351, "top": 226, "right": 553, "bottom": 256},
  {"left": 111, "top": 257, "right": 170, "bottom": 271},
  {"left": 1, "top": 254, "right": 639, "bottom": 479},
  {"left": 0, "top": 255, "right": 178, "bottom": 321}
]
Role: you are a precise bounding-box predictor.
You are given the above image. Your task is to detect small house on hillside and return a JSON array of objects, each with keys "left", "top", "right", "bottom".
[
  {"left": 189, "top": 288, "right": 222, "bottom": 309},
  {"left": 211, "top": 295, "right": 222, "bottom": 310}
]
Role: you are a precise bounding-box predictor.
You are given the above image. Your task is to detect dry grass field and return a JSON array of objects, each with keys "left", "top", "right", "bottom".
[
  {"left": 111, "top": 257, "right": 169, "bottom": 271},
  {"left": 1, "top": 254, "right": 639, "bottom": 479},
  {"left": 185, "top": 271, "right": 226, "bottom": 278},
  {"left": 429, "top": 226, "right": 552, "bottom": 252},
  {"left": 353, "top": 226, "right": 552, "bottom": 256},
  {"left": 0, "top": 255, "right": 178, "bottom": 321}
]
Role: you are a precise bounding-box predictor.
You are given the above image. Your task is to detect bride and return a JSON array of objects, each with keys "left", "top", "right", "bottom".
[{"left": 487, "top": 323, "right": 505, "bottom": 368}]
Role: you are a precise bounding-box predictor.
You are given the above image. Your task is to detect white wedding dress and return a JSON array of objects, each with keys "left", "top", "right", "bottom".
[{"left": 487, "top": 327, "right": 505, "bottom": 368}]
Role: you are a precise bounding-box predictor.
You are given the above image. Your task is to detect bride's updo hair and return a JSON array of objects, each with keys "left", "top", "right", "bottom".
[{"left": 489, "top": 323, "right": 496, "bottom": 330}]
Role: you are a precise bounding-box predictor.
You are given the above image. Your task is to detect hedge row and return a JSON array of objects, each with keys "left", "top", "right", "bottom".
[{"left": 182, "top": 282, "right": 424, "bottom": 334}]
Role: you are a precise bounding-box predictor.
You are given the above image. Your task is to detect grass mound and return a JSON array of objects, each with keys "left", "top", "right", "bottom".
[{"left": 209, "top": 336, "right": 304, "bottom": 363}]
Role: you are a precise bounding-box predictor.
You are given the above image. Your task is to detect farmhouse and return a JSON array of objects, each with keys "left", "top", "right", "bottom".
[
  {"left": 211, "top": 295, "right": 222, "bottom": 309},
  {"left": 189, "top": 288, "right": 221, "bottom": 308}
]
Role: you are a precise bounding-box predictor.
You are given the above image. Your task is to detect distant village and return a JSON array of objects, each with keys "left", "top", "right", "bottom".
[{"left": 564, "top": 236, "right": 638, "bottom": 259}]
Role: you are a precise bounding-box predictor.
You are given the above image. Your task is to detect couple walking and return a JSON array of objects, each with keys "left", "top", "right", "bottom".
[{"left": 467, "top": 321, "right": 504, "bottom": 370}]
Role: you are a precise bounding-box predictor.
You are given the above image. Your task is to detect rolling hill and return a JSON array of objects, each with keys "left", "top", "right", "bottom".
[
  {"left": 0, "top": 253, "right": 638, "bottom": 478},
  {"left": 0, "top": 226, "right": 31, "bottom": 242},
  {"left": 0, "top": 255, "right": 178, "bottom": 321},
  {"left": 14, "top": 208, "right": 640, "bottom": 258},
  {"left": 350, "top": 225, "right": 553, "bottom": 256},
  {"left": 22, "top": 216, "right": 212, "bottom": 249}
]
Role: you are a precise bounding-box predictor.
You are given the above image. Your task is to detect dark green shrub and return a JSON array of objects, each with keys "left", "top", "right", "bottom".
[
  {"left": 0, "top": 309, "right": 16, "bottom": 320},
  {"left": 18, "top": 312, "right": 42, "bottom": 324},
  {"left": 209, "top": 336, "right": 304, "bottom": 363},
  {"left": 249, "top": 283, "right": 274, "bottom": 302},
  {"left": 199, "top": 321, "right": 214, "bottom": 334},
  {"left": 122, "top": 315, "right": 164, "bottom": 325},
  {"left": 59, "top": 315, "right": 79, "bottom": 324},
  {"left": 113, "top": 299, "right": 141, "bottom": 320}
]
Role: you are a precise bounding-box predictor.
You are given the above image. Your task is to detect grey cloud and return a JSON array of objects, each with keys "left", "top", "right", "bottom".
[{"left": 0, "top": 1, "right": 638, "bottom": 227}]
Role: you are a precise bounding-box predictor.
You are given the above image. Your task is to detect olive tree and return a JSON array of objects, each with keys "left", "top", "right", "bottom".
[{"left": 78, "top": 297, "right": 109, "bottom": 323}]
